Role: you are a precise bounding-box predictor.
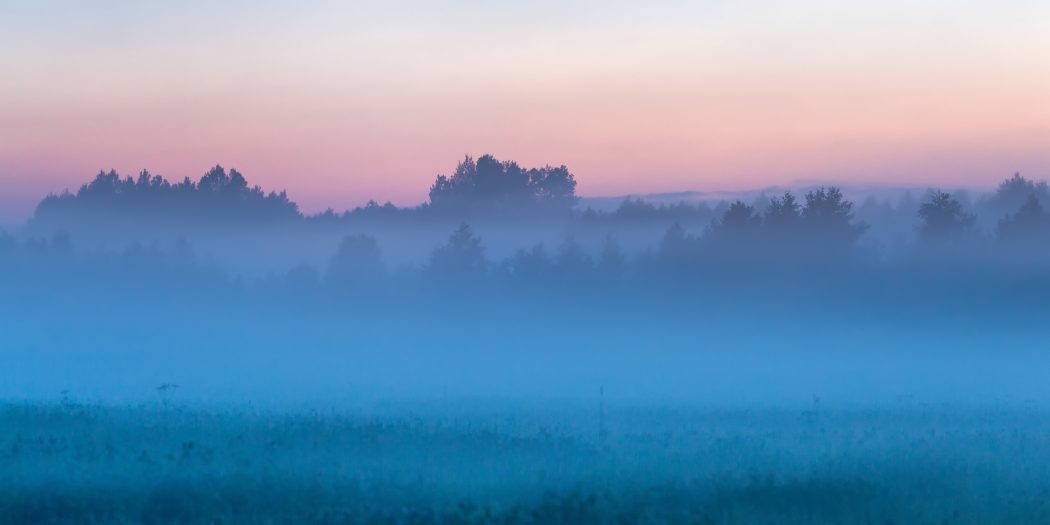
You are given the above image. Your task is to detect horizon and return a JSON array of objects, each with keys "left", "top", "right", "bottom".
[
  {"left": 0, "top": 159, "right": 1025, "bottom": 227},
  {"left": 3, "top": 1, "right": 1049, "bottom": 224}
]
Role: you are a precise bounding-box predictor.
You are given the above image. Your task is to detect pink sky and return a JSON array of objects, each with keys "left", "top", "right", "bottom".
[{"left": 2, "top": 1, "right": 1049, "bottom": 222}]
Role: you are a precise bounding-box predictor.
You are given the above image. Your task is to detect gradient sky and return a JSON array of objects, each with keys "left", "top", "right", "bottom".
[{"left": 2, "top": 0, "right": 1049, "bottom": 222}]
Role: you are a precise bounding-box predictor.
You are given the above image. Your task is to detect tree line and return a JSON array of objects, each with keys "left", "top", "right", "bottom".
[
  {"left": 30, "top": 156, "right": 1049, "bottom": 240},
  {"left": 31, "top": 155, "right": 580, "bottom": 227},
  {"left": 316, "top": 190, "right": 1050, "bottom": 293},
  {"left": 18, "top": 155, "right": 1050, "bottom": 284},
  {"left": 33, "top": 165, "right": 301, "bottom": 224}
]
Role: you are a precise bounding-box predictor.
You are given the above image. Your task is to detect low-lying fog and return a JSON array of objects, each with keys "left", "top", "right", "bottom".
[{"left": 4, "top": 160, "right": 1050, "bottom": 409}]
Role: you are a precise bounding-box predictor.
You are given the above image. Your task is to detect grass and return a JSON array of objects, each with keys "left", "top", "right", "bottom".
[{"left": 2, "top": 401, "right": 1050, "bottom": 524}]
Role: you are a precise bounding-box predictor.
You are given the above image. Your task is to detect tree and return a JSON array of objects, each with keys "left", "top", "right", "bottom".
[
  {"left": 614, "top": 197, "right": 658, "bottom": 220},
  {"left": 427, "top": 154, "right": 578, "bottom": 213},
  {"left": 917, "top": 191, "right": 975, "bottom": 242},
  {"left": 32, "top": 165, "right": 300, "bottom": 227},
  {"left": 326, "top": 234, "right": 385, "bottom": 287},
  {"left": 658, "top": 222, "right": 698, "bottom": 268},
  {"left": 764, "top": 192, "right": 801, "bottom": 232},
  {"left": 505, "top": 243, "right": 552, "bottom": 282},
  {"left": 529, "top": 165, "right": 578, "bottom": 208},
  {"left": 554, "top": 237, "right": 594, "bottom": 280},
  {"left": 713, "top": 201, "right": 760, "bottom": 236},
  {"left": 997, "top": 194, "right": 1048, "bottom": 246},
  {"left": 984, "top": 172, "right": 1049, "bottom": 218},
  {"left": 800, "top": 187, "right": 867, "bottom": 253},
  {"left": 428, "top": 224, "right": 487, "bottom": 278},
  {"left": 198, "top": 165, "right": 248, "bottom": 194}
]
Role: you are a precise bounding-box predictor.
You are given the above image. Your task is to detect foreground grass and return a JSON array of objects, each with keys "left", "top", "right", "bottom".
[{"left": 2, "top": 402, "right": 1050, "bottom": 524}]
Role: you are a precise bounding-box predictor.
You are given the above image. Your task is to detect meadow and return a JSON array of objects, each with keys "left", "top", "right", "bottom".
[{"left": 3, "top": 400, "right": 1050, "bottom": 524}]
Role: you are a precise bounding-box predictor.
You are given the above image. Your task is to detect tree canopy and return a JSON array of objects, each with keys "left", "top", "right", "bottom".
[
  {"left": 428, "top": 155, "right": 578, "bottom": 213},
  {"left": 34, "top": 165, "right": 299, "bottom": 225},
  {"left": 917, "top": 191, "right": 975, "bottom": 243}
]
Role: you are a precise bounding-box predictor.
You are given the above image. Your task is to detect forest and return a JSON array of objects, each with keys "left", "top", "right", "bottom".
[
  {"left": 7, "top": 155, "right": 1050, "bottom": 304},
  {"left": 5, "top": 155, "right": 1049, "bottom": 402}
]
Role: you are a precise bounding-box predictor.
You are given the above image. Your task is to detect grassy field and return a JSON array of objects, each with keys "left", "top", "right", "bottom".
[{"left": 3, "top": 401, "right": 1050, "bottom": 524}]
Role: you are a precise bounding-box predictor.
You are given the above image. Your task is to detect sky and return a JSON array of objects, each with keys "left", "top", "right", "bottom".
[{"left": 2, "top": 0, "right": 1049, "bottom": 222}]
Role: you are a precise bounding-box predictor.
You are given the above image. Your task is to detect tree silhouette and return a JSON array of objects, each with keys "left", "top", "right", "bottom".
[
  {"left": 712, "top": 201, "right": 761, "bottom": 237},
  {"left": 529, "top": 165, "right": 578, "bottom": 208},
  {"left": 428, "top": 154, "right": 578, "bottom": 213},
  {"left": 917, "top": 191, "right": 975, "bottom": 242},
  {"left": 997, "top": 194, "right": 1049, "bottom": 246},
  {"left": 504, "top": 243, "right": 552, "bottom": 282},
  {"left": 800, "top": 187, "right": 867, "bottom": 254},
  {"left": 764, "top": 192, "right": 801, "bottom": 232},
  {"left": 198, "top": 165, "right": 248, "bottom": 194},
  {"left": 658, "top": 222, "right": 699, "bottom": 269},
  {"left": 326, "top": 234, "right": 385, "bottom": 287},
  {"left": 554, "top": 237, "right": 594, "bottom": 281},
  {"left": 601, "top": 197, "right": 714, "bottom": 224},
  {"left": 984, "top": 172, "right": 1049, "bottom": 219},
  {"left": 428, "top": 223, "right": 487, "bottom": 278},
  {"left": 32, "top": 165, "right": 300, "bottom": 227}
]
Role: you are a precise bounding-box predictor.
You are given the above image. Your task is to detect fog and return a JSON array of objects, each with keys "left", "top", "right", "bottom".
[
  {"left": 9, "top": 157, "right": 1050, "bottom": 522},
  {"left": 3, "top": 157, "right": 1050, "bottom": 409}
]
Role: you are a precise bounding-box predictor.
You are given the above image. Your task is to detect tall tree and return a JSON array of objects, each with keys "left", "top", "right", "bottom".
[
  {"left": 428, "top": 224, "right": 487, "bottom": 278},
  {"left": 764, "top": 192, "right": 801, "bottom": 232},
  {"left": 997, "top": 194, "right": 1048, "bottom": 245},
  {"left": 800, "top": 187, "right": 867, "bottom": 253},
  {"left": 428, "top": 154, "right": 578, "bottom": 213},
  {"left": 326, "top": 234, "right": 385, "bottom": 287},
  {"left": 917, "top": 191, "right": 975, "bottom": 242}
]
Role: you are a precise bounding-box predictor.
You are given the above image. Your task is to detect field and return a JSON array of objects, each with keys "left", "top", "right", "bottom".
[{"left": 3, "top": 401, "right": 1050, "bottom": 524}]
